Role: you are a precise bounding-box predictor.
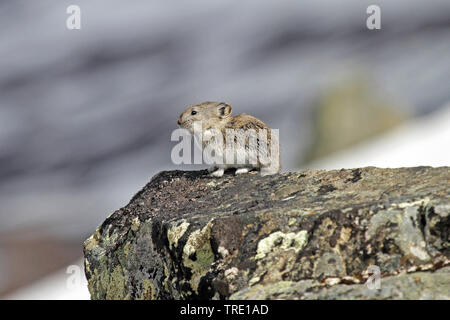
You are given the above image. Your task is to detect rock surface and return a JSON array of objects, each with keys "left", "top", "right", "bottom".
[{"left": 83, "top": 167, "right": 449, "bottom": 300}]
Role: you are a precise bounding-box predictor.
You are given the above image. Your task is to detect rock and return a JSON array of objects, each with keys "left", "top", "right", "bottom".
[
  {"left": 230, "top": 266, "right": 450, "bottom": 300},
  {"left": 83, "top": 167, "right": 450, "bottom": 300}
]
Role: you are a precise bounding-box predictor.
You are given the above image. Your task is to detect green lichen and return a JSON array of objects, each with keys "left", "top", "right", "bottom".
[
  {"left": 85, "top": 246, "right": 109, "bottom": 299},
  {"left": 248, "top": 276, "right": 261, "bottom": 286},
  {"left": 115, "top": 239, "right": 132, "bottom": 273},
  {"left": 105, "top": 265, "right": 129, "bottom": 300},
  {"left": 256, "top": 230, "right": 308, "bottom": 259},
  {"left": 131, "top": 217, "right": 141, "bottom": 232},
  {"left": 162, "top": 263, "right": 173, "bottom": 293},
  {"left": 87, "top": 267, "right": 99, "bottom": 298},
  {"left": 84, "top": 228, "right": 100, "bottom": 251},
  {"left": 167, "top": 220, "right": 190, "bottom": 250},
  {"left": 182, "top": 222, "right": 215, "bottom": 293}
]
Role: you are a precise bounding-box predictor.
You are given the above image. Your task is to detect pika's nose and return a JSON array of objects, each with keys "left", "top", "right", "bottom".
[{"left": 177, "top": 118, "right": 182, "bottom": 125}]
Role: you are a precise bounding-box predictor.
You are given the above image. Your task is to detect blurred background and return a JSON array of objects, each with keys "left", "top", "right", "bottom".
[{"left": 1, "top": 0, "right": 449, "bottom": 299}]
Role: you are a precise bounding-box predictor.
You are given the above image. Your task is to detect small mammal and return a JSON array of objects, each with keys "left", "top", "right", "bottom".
[{"left": 177, "top": 101, "right": 281, "bottom": 177}]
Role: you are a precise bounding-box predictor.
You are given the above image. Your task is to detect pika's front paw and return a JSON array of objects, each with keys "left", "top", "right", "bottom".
[{"left": 210, "top": 168, "right": 224, "bottom": 178}]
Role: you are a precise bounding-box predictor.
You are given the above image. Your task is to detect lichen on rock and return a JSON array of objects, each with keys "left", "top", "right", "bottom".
[
  {"left": 255, "top": 230, "right": 308, "bottom": 259},
  {"left": 84, "top": 167, "right": 450, "bottom": 300}
]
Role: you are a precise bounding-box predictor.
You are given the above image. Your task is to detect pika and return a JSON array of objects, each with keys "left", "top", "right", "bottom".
[{"left": 177, "top": 101, "right": 281, "bottom": 177}]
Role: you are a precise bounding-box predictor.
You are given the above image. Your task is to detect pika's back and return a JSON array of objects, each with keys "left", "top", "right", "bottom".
[{"left": 225, "top": 113, "right": 270, "bottom": 131}]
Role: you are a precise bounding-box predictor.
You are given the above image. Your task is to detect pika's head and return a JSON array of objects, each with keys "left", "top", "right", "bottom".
[{"left": 177, "top": 101, "right": 232, "bottom": 131}]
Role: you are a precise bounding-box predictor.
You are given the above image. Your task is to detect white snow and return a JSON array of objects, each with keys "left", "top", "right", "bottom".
[{"left": 305, "top": 103, "right": 450, "bottom": 170}]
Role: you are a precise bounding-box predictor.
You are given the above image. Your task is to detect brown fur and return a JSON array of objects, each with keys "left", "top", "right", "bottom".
[{"left": 178, "top": 101, "right": 281, "bottom": 175}]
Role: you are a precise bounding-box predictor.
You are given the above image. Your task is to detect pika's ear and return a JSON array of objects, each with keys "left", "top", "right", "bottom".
[{"left": 218, "top": 103, "right": 232, "bottom": 118}]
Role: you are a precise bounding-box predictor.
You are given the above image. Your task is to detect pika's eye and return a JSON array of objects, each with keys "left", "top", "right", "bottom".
[{"left": 191, "top": 110, "right": 197, "bottom": 115}]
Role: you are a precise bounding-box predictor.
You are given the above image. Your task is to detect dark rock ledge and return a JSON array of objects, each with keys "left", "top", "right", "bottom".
[{"left": 83, "top": 167, "right": 450, "bottom": 299}]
